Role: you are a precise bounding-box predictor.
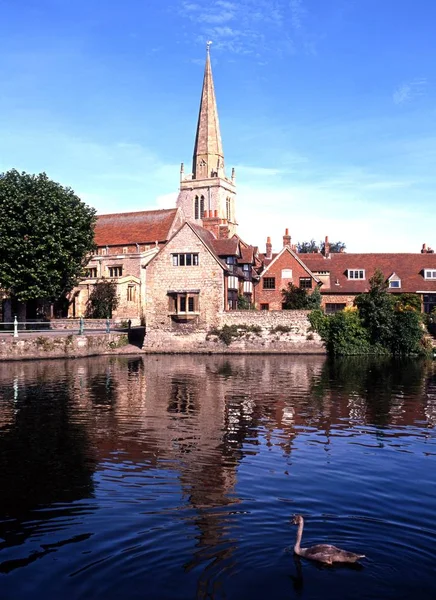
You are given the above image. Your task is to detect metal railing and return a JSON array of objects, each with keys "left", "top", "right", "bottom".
[{"left": 1, "top": 316, "right": 117, "bottom": 337}]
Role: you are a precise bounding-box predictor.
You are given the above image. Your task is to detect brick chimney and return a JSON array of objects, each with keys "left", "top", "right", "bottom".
[
  {"left": 219, "top": 222, "right": 230, "bottom": 239},
  {"left": 422, "top": 243, "right": 427, "bottom": 254},
  {"left": 266, "top": 236, "right": 272, "bottom": 259},
  {"left": 283, "top": 228, "right": 291, "bottom": 247},
  {"left": 324, "top": 235, "right": 330, "bottom": 257}
]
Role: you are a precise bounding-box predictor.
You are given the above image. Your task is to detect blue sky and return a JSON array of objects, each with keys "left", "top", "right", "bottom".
[{"left": 1, "top": 0, "right": 435, "bottom": 253}]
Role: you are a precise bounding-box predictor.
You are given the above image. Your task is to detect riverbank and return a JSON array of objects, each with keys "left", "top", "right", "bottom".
[
  {"left": 0, "top": 332, "right": 135, "bottom": 361},
  {"left": 0, "top": 327, "right": 326, "bottom": 360}
]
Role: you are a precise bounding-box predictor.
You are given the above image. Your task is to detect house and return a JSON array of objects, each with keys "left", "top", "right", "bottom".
[
  {"left": 68, "top": 208, "right": 184, "bottom": 320},
  {"left": 145, "top": 221, "right": 259, "bottom": 332},
  {"left": 256, "top": 230, "right": 320, "bottom": 310},
  {"left": 257, "top": 233, "right": 436, "bottom": 314}
]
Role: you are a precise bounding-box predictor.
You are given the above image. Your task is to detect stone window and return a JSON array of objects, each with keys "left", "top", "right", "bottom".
[
  {"left": 172, "top": 253, "right": 199, "bottom": 266},
  {"left": 325, "top": 303, "right": 346, "bottom": 314},
  {"left": 263, "top": 277, "right": 276, "bottom": 290},
  {"left": 108, "top": 266, "right": 123, "bottom": 278},
  {"left": 194, "top": 196, "right": 199, "bottom": 220},
  {"left": 347, "top": 269, "right": 365, "bottom": 280},
  {"left": 168, "top": 292, "right": 199, "bottom": 315},
  {"left": 86, "top": 268, "right": 97, "bottom": 278},
  {"left": 299, "top": 277, "right": 312, "bottom": 289},
  {"left": 260, "top": 303, "right": 269, "bottom": 310},
  {"left": 127, "top": 286, "right": 136, "bottom": 302}
]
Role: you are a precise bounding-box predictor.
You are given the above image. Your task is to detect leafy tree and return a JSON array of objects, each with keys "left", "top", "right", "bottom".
[
  {"left": 354, "top": 269, "right": 395, "bottom": 347},
  {"left": 306, "top": 286, "right": 322, "bottom": 309},
  {"left": 310, "top": 269, "right": 425, "bottom": 356},
  {"left": 321, "top": 240, "right": 346, "bottom": 254},
  {"left": 282, "top": 283, "right": 322, "bottom": 310},
  {"left": 296, "top": 239, "right": 346, "bottom": 254},
  {"left": 0, "top": 169, "right": 96, "bottom": 303},
  {"left": 296, "top": 239, "right": 319, "bottom": 254},
  {"left": 394, "top": 293, "right": 421, "bottom": 312},
  {"left": 85, "top": 279, "right": 119, "bottom": 318},
  {"left": 237, "top": 294, "right": 253, "bottom": 310},
  {"left": 282, "top": 283, "right": 308, "bottom": 309}
]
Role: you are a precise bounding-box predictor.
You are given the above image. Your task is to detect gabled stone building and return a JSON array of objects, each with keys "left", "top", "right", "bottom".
[{"left": 69, "top": 208, "right": 184, "bottom": 320}]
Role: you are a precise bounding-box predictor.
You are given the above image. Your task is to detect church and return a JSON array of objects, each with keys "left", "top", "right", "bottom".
[{"left": 70, "top": 45, "right": 436, "bottom": 324}]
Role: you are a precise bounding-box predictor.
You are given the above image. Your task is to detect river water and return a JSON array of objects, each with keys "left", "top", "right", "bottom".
[{"left": 0, "top": 355, "right": 435, "bottom": 600}]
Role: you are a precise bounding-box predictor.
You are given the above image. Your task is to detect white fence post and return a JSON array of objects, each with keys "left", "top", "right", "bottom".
[{"left": 13, "top": 315, "right": 18, "bottom": 338}]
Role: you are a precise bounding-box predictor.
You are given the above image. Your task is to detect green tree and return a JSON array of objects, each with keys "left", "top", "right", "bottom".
[
  {"left": 282, "top": 283, "right": 308, "bottom": 309},
  {"left": 282, "top": 283, "right": 321, "bottom": 309},
  {"left": 0, "top": 169, "right": 96, "bottom": 303},
  {"left": 85, "top": 279, "right": 119, "bottom": 318},
  {"left": 296, "top": 239, "right": 319, "bottom": 253},
  {"left": 296, "top": 239, "right": 346, "bottom": 254},
  {"left": 306, "top": 286, "right": 322, "bottom": 309},
  {"left": 354, "top": 269, "right": 395, "bottom": 347}
]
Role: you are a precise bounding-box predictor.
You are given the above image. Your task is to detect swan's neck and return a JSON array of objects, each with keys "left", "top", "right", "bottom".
[{"left": 294, "top": 519, "right": 304, "bottom": 554}]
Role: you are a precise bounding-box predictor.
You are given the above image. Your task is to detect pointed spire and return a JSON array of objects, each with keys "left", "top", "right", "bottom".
[{"left": 192, "top": 42, "right": 225, "bottom": 180}]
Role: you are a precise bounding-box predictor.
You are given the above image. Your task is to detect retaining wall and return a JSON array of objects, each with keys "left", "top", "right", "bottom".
[{"left": 0, "top": 333, "right": 131, "bottom": 361}]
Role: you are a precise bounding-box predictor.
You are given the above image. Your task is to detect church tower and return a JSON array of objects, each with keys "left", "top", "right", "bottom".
[{"left": 176, "top": 42, "right": 237, "bottom": 238}]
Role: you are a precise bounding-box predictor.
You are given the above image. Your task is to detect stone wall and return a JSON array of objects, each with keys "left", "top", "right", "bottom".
[
  {"left": 0, "top": 333, "right": 131, "bottom": 361},
  {"left": 143, "top": 309, "right": 325, "bottom": 354}
]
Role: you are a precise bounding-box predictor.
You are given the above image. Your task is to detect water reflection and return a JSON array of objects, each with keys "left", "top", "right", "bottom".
[{"left": 0, "top": 355, "right": 435, "bottom": 599}]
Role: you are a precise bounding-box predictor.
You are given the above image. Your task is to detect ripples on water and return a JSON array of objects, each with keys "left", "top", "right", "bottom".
[{"left": 0, "top": 355, "right": 435, "bottom": 599}]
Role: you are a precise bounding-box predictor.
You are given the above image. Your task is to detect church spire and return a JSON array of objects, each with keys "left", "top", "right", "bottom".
[{"left": 192, "top": 42, "right": 225, "bottom": 180}]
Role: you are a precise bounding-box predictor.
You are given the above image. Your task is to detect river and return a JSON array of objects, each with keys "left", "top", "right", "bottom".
[{"left": 0, "top": 355, "right": 435, "bottom": 599}]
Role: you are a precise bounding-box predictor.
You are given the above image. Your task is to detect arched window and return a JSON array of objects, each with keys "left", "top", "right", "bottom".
[
  {"left": 200, "top": 196, "right": 205, "bottom": 219},
  {"left": 194, "top": 196, "right": 199, "bottom": 220}
]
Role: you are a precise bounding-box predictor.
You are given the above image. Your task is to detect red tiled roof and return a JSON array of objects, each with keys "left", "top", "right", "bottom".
[
  {"left": 95, "top": 209, "right": 178, "bottom": 246},
  {"left": 212, "top": 237, "right": 239, "bottom": 256},
  {"left": 301, "top": 253, "right": 436, "bottom": 293}
]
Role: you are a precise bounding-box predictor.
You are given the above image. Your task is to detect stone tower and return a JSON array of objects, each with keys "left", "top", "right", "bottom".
[{"left": 176, "top": 42, "right": 237, "bottom": 238}]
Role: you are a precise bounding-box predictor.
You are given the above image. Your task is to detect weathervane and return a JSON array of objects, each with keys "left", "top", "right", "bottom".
[{"left": 206, "top": 40, "right": 213, "bottom": 53}]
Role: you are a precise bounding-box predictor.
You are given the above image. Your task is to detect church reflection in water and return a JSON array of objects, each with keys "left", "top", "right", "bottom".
[{"left": 0, "top": 354, "right": 435, "bottom": 590}]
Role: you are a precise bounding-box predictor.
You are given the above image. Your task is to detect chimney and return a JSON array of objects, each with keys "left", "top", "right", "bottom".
[
  {"left": 219, "top": 224, "right": 230, "bottom": 239},
  {"left": 283, "top": 228, "right": 291, "bottom": 247},
  {"left": 422, "top": 243, "right": 427, "bottom": 254},
  {"left": 324, "top": 235, "right": 330, "bottom": 257},
  {"left": 266, "top": 236, "right": 272, "bottom": 259}
]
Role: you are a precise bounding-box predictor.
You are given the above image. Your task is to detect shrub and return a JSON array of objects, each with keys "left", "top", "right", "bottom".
[{"left": 85, "top": 278, "right": 119, "bottom": 319}]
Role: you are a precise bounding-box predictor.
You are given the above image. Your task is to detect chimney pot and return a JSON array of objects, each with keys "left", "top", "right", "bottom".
[{"left": 214, "top": 209, "right": 218, "bottom": 218}]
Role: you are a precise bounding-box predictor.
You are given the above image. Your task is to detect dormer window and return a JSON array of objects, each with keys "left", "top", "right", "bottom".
[
  {"left": 424, "top": 269, "right": 436, "bottom": 280},
  {"left": 388, "top": 273, "right": 401, "bottom": 289},
  {"left": 347, "top": 269, "right": 365, "bottom": 280}
]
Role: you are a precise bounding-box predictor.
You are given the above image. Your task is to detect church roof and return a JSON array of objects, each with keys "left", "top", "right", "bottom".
[{"left": 94, "top": 208, "right": 179, "bottom": 246}]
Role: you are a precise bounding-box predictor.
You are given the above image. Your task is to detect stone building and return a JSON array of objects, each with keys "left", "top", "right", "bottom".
[
  {"left": 145, "top": 221, "right": 259, "bottom": 332},
  {"left": 69, "top": 208, "right": 184, "bottom": 320}
]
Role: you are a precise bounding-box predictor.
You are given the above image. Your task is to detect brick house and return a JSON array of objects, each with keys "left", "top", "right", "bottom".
[
  {"left": 256, "top": 231, "right": 320, "bottom": 310},
  {"left": 258, "top": 233, "right": 436, "bottom": 314},
  {"left": 69, "top": 208, "right": 184, "bottom": 320}
]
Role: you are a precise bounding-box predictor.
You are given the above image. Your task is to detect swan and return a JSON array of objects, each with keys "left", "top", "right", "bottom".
[{"left": 292, "top": 514, "right": 365, "bottom": 565}]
